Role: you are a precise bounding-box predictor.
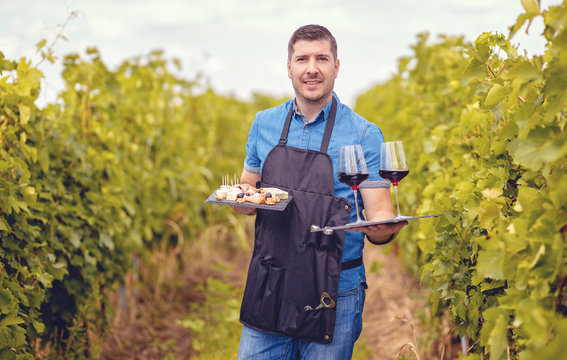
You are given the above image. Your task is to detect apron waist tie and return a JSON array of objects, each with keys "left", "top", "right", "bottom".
[{"left": 340, "top": 257, "right": 363, "bottom": 271}]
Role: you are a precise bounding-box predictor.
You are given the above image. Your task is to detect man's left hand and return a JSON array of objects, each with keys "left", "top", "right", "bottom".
[{"left": 346, "top": 221, "right": 408, "bottom": 245}]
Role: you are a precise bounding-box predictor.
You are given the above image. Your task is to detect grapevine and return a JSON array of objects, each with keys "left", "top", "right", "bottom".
[{"left": 356, "top": 1, "right": 567, "bottom": 359}]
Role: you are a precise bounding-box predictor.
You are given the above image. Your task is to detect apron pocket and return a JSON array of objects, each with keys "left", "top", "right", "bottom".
[
  {"left": 240, "top": 256, "right": 285, "bottom": 332},
  {"left": 278, "top": 297, "right": 334, "bottom": 343},
  {"left": 258, "top": 262, "right": 285, "bottom": 330}
]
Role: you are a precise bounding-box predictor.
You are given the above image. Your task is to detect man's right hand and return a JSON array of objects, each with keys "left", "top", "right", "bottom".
[
  {"left": 231, "top": 205, "right": 257, "bottom": 216},
  {"left": 230, "top": 169, "right": 261, "bottom": 216}
]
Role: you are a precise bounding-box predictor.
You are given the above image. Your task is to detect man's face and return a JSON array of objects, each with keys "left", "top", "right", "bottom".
[{"left": 287, "top": 39, "right": 340, "bottom": 106}]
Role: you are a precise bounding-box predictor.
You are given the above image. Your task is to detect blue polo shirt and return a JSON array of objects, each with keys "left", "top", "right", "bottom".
[{"left": 244, "top": 93, "right": 390, "bottom": 292}]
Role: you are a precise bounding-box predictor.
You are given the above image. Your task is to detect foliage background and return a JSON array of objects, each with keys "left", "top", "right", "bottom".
[
  {"left": 0, "top": 44, "right": 281, "bottom": 358},
  {"left": 1, "top": 1, "right": 566, "bottom": 359},
  {"left": 356, "top": 1, "right": 567, "bottom": 359}
]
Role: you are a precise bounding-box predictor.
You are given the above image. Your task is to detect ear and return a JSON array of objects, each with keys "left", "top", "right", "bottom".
[
  {"left": 335, "top": 58, "right": 340, "bottom": 78},
  {"left": 287, "top": 59, "right": 291, "bottom": 79}
]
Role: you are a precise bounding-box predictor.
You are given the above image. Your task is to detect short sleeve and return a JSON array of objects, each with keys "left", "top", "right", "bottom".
[
  {"left": 360, "top": 123, "right": 390, "bottom": 188},
  {"left": 244, "top": 115, "right": 261, "bottom": 174}
]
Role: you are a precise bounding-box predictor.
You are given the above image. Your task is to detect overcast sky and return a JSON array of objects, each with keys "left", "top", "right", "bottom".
[{"left": 0, "top": 0, "right": 559, "bottom": 108}]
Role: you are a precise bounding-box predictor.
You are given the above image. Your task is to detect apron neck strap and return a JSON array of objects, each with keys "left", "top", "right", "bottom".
[{"left": 279, "top": 97, "right": 337, "bottom": 154}]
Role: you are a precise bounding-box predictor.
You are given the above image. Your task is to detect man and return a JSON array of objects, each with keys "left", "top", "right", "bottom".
[{"left": 233, "top": 24, "right": 407, "bottom": 359}]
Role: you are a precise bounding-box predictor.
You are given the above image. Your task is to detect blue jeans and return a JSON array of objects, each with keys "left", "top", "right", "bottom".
[{"left": 237, "top": 282, "right": 367, "bottom": 360}]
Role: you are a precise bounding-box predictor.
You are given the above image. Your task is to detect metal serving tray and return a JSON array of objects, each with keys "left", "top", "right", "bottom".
[{"left": 310, "top": 214, "right": 441, "bottom": 233}]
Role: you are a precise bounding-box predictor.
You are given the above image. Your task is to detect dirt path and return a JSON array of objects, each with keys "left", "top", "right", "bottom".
[{"left": 361, "top": 246, "right": 428, "bottom": 359}]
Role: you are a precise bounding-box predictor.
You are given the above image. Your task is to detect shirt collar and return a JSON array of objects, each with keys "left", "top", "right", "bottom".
[{"left": 292, "top": 92, "right": 339, "bottom": 123}]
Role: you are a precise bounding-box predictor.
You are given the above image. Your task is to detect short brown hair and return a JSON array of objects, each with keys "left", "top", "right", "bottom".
[{"left": 287, "top": 24, "right": 337, "bottom": 61}]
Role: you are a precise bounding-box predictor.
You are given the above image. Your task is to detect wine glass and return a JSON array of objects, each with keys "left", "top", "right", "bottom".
[
  {"left": 379, "top": 141, "right": 409, "bottom": 219},
  {"left": 339, "top": 145, "right": 369, "bottom": 223}
]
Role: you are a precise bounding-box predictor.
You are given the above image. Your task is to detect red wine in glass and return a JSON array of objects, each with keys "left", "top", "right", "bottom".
[
  {"left": 339, "top": 172, "right": 369, "bottom": 190},
  {"left": 378, "top": 170, "right": 409, "bottom": 187},
  {"left": 339, "top": 145, "right": 368, "bottom": 222},
  {"left": 380, "top": 141, "right": 409, "bottom": 219}
]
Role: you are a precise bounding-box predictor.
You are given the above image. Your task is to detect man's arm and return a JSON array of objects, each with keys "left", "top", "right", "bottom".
[
  {"left": 231, "top": 169, "right": 261, "bottom": 215},
  {"left": 240, "top": 169, "right": 261, "bottom": 188},
  {"left": 346, "top": 187, "right": 407, "bottom": 244}
]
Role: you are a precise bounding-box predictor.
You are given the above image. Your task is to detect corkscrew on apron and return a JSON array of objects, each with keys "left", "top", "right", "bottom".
[{"left": 303, "top": 292, "right": 336, "bottom": 311}]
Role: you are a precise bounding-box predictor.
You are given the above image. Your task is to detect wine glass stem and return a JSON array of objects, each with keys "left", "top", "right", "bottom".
[
  {"left": 354, "top": 189, "right": 362, "bottom": 222},
  {"left": 394, "top": 185, "right": 402, "bottom": 218}
]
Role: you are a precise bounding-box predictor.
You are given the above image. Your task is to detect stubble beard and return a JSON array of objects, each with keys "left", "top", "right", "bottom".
[{"left": 294, "top": 78, "right": 335, "bottom": 107}]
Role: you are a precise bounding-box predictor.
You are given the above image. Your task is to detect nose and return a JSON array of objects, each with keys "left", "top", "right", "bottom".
[{"left": 306, "top": 58, "right": 318, "bottom": 75}]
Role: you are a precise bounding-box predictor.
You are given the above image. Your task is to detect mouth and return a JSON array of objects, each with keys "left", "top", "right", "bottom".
[{"left": 303, "top": 78, "right": 322, "bottom": 86}]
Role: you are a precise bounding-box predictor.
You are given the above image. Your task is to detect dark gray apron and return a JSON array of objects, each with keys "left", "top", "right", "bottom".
[{"left": 240, "top": 98, "right": 354, "bottom": 343}]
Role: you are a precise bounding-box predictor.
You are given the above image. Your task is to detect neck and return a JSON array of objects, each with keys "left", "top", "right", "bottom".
[{"left": 295, "top": 95, "right": 333, "bottom": 123}]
